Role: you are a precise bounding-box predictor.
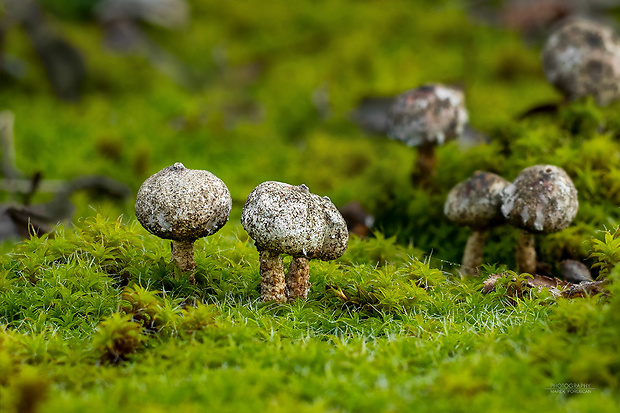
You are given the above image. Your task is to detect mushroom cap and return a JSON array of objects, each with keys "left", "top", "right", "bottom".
[
  {"left": 542, "top": 17, "right": 620, "bottom": 106},
  {"left": 444, "top": 171, "right": 510, "bottom": 228},
  {"left": 501, "top": 165, "right": 578, "bottom": 233},
  {"left": 386, "top": 84, "right": 469, "bottom": 147},
  {"left": 135, "top": 162, "right": 232, "bottom": 241},
  {"left": 241, "top": 181, "right": 349, "bottom": 261}
]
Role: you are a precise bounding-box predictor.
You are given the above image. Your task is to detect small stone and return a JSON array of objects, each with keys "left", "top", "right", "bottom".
[{"left": 560, "top": 259, "right": 593, "bottom": 283}]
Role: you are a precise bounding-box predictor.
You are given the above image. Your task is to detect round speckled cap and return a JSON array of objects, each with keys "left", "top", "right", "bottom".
[
  {"left": 501, "top": 165, "right": 578, "bottom": 233},
  {"left": 135, "top": 163, "right": 232, "bottom": 241},
  {"left": 386, "top": 84, "right": 469, "bottom": 147},
  {"left": 542, "top": 18, "right": 620, "bottom": 106},
  {"left": 444, "top": 171, "right": 510, "bottom": 228},
  {"left": 241, "top": 181, "right": 348, "bottom": 261}
]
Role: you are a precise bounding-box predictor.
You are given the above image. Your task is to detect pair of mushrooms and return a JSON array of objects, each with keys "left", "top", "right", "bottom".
[
  {"left": 444, "top": 165, "right": 578, "bottom": 276},
  {"left": 135, "top": 163, "right": 348, "bottom": 302}
]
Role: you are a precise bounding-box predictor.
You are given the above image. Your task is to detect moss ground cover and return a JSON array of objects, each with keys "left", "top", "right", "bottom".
[
  {"left": 2, "top": 0, "right": 620, "bottom": 411},
  {"left": 1, "top": 216, "right": 620, "bottom": 412}
]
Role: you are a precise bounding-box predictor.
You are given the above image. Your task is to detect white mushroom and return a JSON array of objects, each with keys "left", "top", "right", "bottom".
[
  {"left": 386, "top": 84, "right": 469, "bottom": 187},
  {"left": 501, "top": 165, "right": 578, "bottom": 275},
  {"left": 241, "top": 181, "right": 349, "bottom": 302},
  {"left": 542, "top": 17, "right": 620, "bottom": 106},
  {"left": 444, "top": 171, "right": 510, "bottom": 275},
  {"left": 135, "top": 162, "right": 232, "bottom": 284}
]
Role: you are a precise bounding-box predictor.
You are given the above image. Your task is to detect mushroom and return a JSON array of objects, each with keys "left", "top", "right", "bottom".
[
  {"left": 386, "top": 84, "right": 469, "bottom": 188},
  {"left": 444, "top": 171, "right": 510, "bottom": 275},
  {"left": 135, "top": 162, "right": 232, "bottom": 284},
  {"left": 241, "top": 181, "right": 348, "bottom": 302},
  {"left": 501, "top": 165, "right": 578, "bottom": 275},
  {"left": 542, "top": 17, "right": 620, "bottom": 106}
]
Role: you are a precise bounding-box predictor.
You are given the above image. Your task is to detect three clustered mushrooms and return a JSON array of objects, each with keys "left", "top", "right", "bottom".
[
  {"left": 136, "top": 164, "right": 349, "bottom": 301},
  {"left": 445, "top": 165, "right": 579, "bottom": 276}
]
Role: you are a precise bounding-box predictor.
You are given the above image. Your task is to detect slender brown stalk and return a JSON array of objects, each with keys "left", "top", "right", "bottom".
[
  {"left": 412, "top": 142, "right": 437, "bottom": 189},
  {"left": 171, "top": 240, "right": 197, "bottom": 284},
  {"left": 286, "top": 257, "right": 310, "bottom": 300},
  {"left": 516, "top": 230, "right": 537, "bottom": 275},
  {"left": 259, "top": 250, "right": 286, "bottom": 302},
  {"left": 461, "top": 228, "right": 486, "bottom": 276}
]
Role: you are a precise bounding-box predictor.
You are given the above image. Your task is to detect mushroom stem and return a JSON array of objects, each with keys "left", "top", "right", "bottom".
[
  {"left": 516, "top": 230, "right": 537, "bottom": 275},
  {"left": 286, "top": 257, "right": 311, "bottom": 300},
  {"left": 259, "top": 250, "right": 286, "bottom": 302},
  {"left": 171, "top": 240, "right": 197, "bottom": 284},
  {"left": 412, "top": 142, "right": 437, "bottom": 188},
  {"left": 461, "top": 228, "right": 486, "bottom": 276}
]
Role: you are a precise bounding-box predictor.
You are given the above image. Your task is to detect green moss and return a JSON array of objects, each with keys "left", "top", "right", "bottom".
[
  {"left": 2, "top": 0, "right": 620, "bottom": 410},
  {"left": 0, "top": 215, "right": 617, "bottom": 411}
]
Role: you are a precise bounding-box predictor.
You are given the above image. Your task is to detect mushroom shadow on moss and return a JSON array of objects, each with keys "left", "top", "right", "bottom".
[
  {"left": 241, "top": 181, "right": 349, "bottom": 302},
  {"left": 135, "top": 163, "right": 232, "bottom": 284}
]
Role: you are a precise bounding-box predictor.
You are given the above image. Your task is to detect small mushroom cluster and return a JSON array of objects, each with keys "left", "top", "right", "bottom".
[
  {"left": 241, "top": 181, "right": 349, "bottom": 302},
  {"left": 445, "top": 165, "right": 579, "bottom": 276},
  {"left": 135, "top": 164, "right": 348, "bottom": 301}
]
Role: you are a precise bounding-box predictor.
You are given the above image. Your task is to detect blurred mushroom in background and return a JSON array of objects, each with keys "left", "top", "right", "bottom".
[
  {"left": 386, "top": 84, "right": 469, "bottom": 189},
  {"left": 444, "top": 171, "right": 510, "bottom": 276},
  {"left": 542, "top": 17, "right": 620, "bottom": 106},
  {"left": 501, "top": 165, "right": 579, "bottom": 275}
]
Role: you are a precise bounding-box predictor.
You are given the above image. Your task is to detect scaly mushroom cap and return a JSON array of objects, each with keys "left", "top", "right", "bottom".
[
  {"left": 135, "top": 162, "right": 232, "bottom": 241},
  {"left": 542, "top": 17, "right": 620, "bottom": 106},
  {"left": 241, "top": 181, "right": 348, "bottom": 261},
  {"left": 386, "top": 84, "right": 469, "bottom": 147},
  {"left": 444, "top": 171, "right": 510, "bottom": 228},
  {"left": 501, "top": 165, "right": 578, "bottom": 234}
]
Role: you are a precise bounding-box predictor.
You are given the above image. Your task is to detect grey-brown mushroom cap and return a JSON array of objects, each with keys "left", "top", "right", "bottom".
[
  {"left": 501, "top": 165, "right": 579, "bottom": 234},
  {"left": 386, "top": 84, "right": 469, "bottom": 147},
  {"left": 135, "top": 163, "right": 232, "bottom": 241},
  {"left": 444, "top": 171, "right": 510, "bottom": 228},
  {"left": 241, "top": 181, "right": 349, "bottom": 261},
  {"left": 542, "top": 17, "right": 620, "bottom": 106}
]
